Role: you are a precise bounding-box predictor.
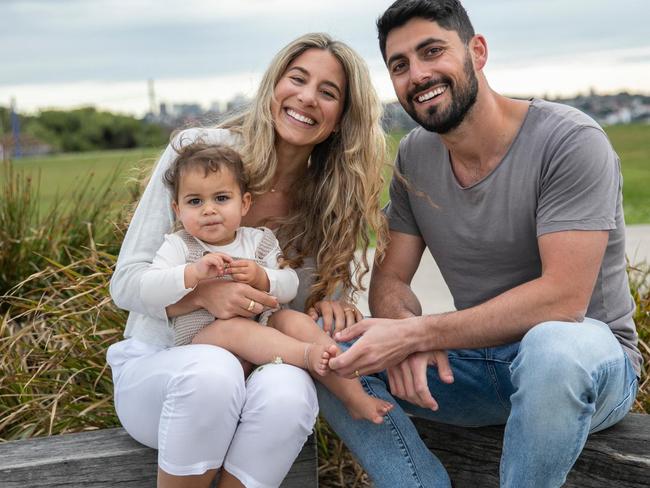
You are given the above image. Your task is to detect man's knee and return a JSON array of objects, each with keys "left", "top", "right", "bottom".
[
  {"left": 518, "top": 320, "right": 623, "bottom": 372},
  {"left": 518, "top": 321, "right": 582, "bottom": 371},
  {"left": 512, "top": 320, "right": 625, "bottom": 403}
]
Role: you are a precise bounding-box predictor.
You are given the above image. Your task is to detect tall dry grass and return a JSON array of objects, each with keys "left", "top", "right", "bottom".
[
  {"left": 0, "top": 160, "right": 128, "bottom": 300},
  {"left": 630, "top": 263, "right": 650, "bottom": 412},
  {"left": 0, "top": 160, "right": 137, "bottom": 440},
  {"left": 1, "top": 251, "right": 122, "bottom": 440},
  {"left": 0, "top": 159, "right": 648, "bottom": 487}
]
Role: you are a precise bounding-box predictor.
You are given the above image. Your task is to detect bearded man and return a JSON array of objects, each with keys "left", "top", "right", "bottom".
[{"left": 324, "top": 1, "right": 641, "bottom": 487}]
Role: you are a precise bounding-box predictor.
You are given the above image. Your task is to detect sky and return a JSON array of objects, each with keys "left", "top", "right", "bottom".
[{"left": 1, "top": 0, "right": 649, "bottom": 116}]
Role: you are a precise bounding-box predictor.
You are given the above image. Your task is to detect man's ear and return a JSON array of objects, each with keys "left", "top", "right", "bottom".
[
  {"left": 241, "top": 192, "right": 252, "bottom": 216},
  {"left": 470, "top": 34, "right": 488, "bottom": 71}
]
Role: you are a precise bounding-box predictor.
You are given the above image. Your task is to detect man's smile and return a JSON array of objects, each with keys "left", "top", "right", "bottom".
[{"left": 416, "top": 84, "right": 448, "bottom": 103}]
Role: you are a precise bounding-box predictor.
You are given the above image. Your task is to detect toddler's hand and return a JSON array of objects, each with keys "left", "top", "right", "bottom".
[
  {"left": 185, "top": 252, "right": 233, "bottom": 288},
  {"left": 227, "top": 260, "right": 270, "bottom": 291}
]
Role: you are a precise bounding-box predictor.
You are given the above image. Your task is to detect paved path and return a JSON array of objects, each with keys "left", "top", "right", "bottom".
[
  {"left": 627, "top": 225, "right": 650, "bottom": 265},
  {"left": 358, "top": 224, "right": 650, "bottom": 315}
]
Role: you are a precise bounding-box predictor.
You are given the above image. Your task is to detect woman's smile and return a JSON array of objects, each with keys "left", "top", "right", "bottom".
[{"left": 284, "top": 108, "right": 316, "bottom": 126}]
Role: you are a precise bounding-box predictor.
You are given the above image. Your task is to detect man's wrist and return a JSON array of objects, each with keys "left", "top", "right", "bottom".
[
  {"left": 396, "top": 315, "right": 425, "bottom": 355},
  {"left": 406, "top": 314, "right": 440, "bottom": 353}
]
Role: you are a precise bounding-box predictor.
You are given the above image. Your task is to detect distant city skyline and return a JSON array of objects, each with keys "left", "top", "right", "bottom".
[{"left": 2, "top": 0, "right": 649, "bottom": 116}]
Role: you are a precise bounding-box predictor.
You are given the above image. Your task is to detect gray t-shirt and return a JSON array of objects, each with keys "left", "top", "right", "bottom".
[{"left": 386, "top": 98, "right": 641, "bottom": 376}]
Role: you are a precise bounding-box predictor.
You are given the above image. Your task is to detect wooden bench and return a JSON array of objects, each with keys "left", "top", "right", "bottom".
[
  {"left": 1, "top": 414, "right": 647, "bottom": 487},
  {"left": 414, "top": 413, "right": 650, "bottom": 487},
  {"left": 0, "top": 428, "right": 316, "bottom": 487}
]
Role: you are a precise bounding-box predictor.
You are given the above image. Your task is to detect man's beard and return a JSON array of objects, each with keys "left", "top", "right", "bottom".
[{"left": 403, "top": 54, "right": 479, "bottom": 134}]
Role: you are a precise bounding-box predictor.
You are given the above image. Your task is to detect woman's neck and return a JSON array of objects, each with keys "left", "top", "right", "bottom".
[{"left": 273, "top": 139, "right": 311, "bottom": 191}]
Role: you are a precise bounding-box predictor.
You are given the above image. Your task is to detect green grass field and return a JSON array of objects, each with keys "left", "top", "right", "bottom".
[
  {"left": 3, "top": 124, "right": 649, "bottom": 223},
  {"left": 606, "top": 125, "right": 650, "bottom": 223},
  {"left": 2, "top": 148, "right": 162, "bottom": 211}
]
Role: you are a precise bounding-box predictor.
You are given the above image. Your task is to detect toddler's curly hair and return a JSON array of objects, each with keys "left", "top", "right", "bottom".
[{"left": 163, "top": 140, "right": 249, "bottom": 200}]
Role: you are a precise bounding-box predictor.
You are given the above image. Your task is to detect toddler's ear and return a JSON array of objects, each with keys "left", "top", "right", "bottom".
[
  {"left": 241, "top": 192, "right": 252, "bottom": 216},
  {"left": 171, "top": 200, "right": 181, "bottom": 219}
]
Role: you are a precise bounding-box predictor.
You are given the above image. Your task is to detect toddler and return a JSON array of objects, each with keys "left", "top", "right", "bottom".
[{"left": 140, "top": 141, "right": 392, "bottom": 424}]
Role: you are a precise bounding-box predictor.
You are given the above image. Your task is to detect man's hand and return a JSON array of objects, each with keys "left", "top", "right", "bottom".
[
  {"left": 227, "top": 259, "right": 270, "bottom": 291},
  {"left": 307, "top": 300, "right": 363, "bottom": 335},
  {"left": 329, "top": 317, "right": 420, "bottom": 377},
  {"left": 387, "top": 351, "right": 453, "bottom": 410}
]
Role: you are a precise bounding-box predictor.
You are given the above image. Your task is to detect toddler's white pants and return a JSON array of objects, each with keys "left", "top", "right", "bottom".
[{"left": 107, "top": 338, "right": 318, "bottom": 488}]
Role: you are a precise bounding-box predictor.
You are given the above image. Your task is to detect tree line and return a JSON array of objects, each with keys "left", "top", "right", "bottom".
[{"left": 0, "top": 106, "right": 170, "bottom": 153}]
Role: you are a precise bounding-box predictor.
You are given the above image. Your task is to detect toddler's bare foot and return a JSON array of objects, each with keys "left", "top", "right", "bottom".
[
  {"left": 306, "top": 343, "right": 330, "bottom": 377},
  {"left": 325, "top": 346, "right": 393, "bottom": 424},
  {"left": 346, "top": 394, "right": 394, "bottom": 424}
]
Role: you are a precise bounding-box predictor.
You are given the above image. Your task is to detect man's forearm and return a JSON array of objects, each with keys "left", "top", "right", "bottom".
[
  {"left": 333, "top": 231, "right": 604, "bottom": 377},
  {"left": 369, "top": 268, "right": 422, "bottom": 320},
  {"left": 412, "top": 274, "right": 585, "bottom": 352}
]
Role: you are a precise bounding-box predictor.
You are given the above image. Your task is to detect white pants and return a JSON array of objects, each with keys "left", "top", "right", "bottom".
[{"left": 107, "top": 338, "right": 319, "bottom": 488}]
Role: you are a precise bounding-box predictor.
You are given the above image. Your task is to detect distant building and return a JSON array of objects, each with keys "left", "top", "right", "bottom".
[
  {"left": 552, "top": 91, "right": 650, "bottom": 126},
  {"left": 171, "top": 104, "right": 203, "bottom": 118},
  {"left": 226, "top": 94, "right": 250, "bottom": 113},
  {"left": 145, "top": 91, "right": 650, "bottom": 134}
]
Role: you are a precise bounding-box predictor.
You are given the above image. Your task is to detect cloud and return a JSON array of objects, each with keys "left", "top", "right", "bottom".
[
  {"left": 1, "top": 0, "right": 648, "bottom": 113},
  {"left": 1, "top": 0, "right": 391, "bottom": 85}
]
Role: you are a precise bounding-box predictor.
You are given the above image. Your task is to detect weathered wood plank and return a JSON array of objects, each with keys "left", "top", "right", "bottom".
[
  {"left": 2, "top": 414, "right": 646, "bottom": 487},
  {"left": 0, "top": 428, "right": 317, "bottom": 487},
  {"left": 413, "top": 413, "right": 650, "bottom": 487}
]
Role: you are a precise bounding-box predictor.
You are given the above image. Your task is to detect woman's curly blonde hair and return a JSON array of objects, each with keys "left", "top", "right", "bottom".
[{"left": 221, "top": 33, "right": 388, "bottom": 309}]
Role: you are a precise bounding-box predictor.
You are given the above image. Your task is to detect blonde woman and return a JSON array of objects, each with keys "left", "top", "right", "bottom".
[{"left": 107, "top": 33, "right": 387, "bottom": 488}]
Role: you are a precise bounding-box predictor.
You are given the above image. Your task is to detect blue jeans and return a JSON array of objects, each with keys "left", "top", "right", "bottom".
[{"left": 317, "top": 319, "right": 639, "bottom": 488}]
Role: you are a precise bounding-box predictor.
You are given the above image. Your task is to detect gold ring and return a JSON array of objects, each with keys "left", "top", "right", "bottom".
[
  {"left": 354, "top": 370, "right": 360, "bottom": 377},
  {"left": 247, "top": 299, "right": 256, "bottom": 312},
  {"left": 343, "top": 307, "right": 353, "bottom": 312}
]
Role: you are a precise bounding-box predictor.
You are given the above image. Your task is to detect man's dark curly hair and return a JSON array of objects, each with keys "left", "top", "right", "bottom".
[{"left": 377, "top": 0, "right": 475, "bottom": 61}]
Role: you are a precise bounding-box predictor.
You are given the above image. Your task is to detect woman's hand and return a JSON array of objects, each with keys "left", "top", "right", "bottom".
[
  {"left": 198, "top": 279, "right": 278, "bottom": 318},
  {"left": 307, "top": 299, "right": 363, "bottom": 335},
  {"left": 168, "top": 279, "right": 279, "bottom": 319}
]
